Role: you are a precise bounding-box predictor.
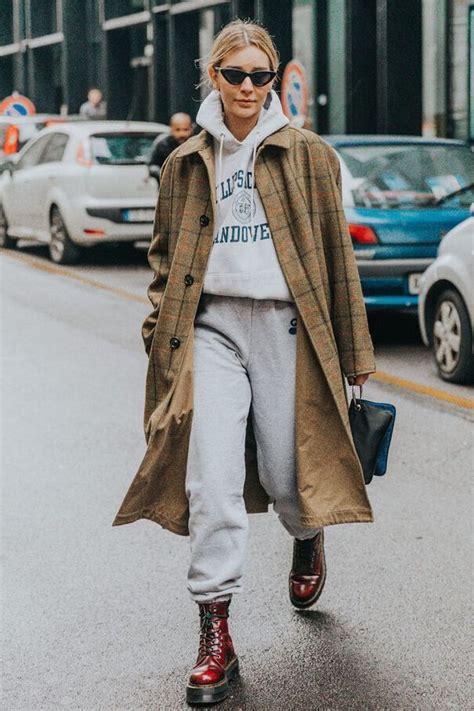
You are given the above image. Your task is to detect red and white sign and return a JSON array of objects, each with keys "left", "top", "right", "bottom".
[
  {"left": 281, "top": 60, "right": 308, "bottom": 128},
  {"left": 0, "top": 93, "right": 36, "bottom": 117}
]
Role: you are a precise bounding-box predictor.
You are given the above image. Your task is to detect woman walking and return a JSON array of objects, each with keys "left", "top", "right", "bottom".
[{"left": 114, "top": 19, "right": 375, "bottom": 706}]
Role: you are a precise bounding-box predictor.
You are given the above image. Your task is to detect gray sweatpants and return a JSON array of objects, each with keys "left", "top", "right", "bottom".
[{"left": 185, "top": 295, "right": 321, "bottom": 603}]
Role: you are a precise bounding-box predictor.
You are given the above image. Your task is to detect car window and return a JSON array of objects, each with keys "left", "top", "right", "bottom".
[
  {"left": 18, "top": 123, "right": 46, "bottom": 150},
  {"left": 89, "top": 132, "right": 158, "bottom": 165},
  {"left": 41, "top": 133, "right": 69, "bottom": 164},
  {"left": 338, "top": 144, "right": 474, "bottom": 209},
  {"left": 16, "top": 135, "right": 52, "bottom": 170}
]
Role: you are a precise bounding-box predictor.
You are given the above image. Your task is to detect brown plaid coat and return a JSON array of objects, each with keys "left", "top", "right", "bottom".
[{"left": 113, "top": 126, "right": 376, "bottom": 534}]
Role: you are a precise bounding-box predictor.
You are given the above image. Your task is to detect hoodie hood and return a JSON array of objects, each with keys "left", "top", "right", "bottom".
[{"left": 196, "top": 88, "right": 289, "bottom": 151}]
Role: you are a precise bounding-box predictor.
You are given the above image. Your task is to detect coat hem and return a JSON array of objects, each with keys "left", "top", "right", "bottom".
[
  {"left": 112, "top": 510, "right": 189, "bottom": 536},
  {"left": 112, "top": 507, "right": 373, "bottom": 534},
  {"left": 299, "top": 508, "right": 374, "bottom": 528}
]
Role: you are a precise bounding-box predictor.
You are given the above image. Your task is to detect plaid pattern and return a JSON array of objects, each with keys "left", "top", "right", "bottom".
[{"left": 113, "top": 127, "right": 375, "bottom": 534}]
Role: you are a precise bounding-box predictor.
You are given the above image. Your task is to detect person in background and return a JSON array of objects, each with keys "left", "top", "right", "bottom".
[
  {"left": 147, "top": 112, "right": 193, "bottom": 183},
  {"left": 79, "top": 88, "right": 106, "bottom": 120}
]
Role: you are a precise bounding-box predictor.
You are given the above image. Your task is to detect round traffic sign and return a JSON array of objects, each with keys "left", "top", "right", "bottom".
[
  {"left": 0, "top": 94, "right": 36, "bottom": 117},
  {"left": 281, "top": 60, "right": 308, "bottom": 128}
]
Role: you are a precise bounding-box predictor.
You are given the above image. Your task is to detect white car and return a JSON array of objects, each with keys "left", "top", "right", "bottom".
[
  {"left": 0, "top": 120, "right": 168, "bottom": 264},
  {"left": 418, "top": 215, "right": 474, "bottom": 384}
]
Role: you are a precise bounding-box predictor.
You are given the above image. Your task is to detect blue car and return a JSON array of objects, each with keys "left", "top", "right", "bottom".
[{"left": 325, "top": 136, "right": 474, "bottom": 310}]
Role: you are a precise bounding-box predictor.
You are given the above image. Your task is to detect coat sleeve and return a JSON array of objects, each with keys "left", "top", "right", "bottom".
[
  {"left": 141, "top": 155, "right": 173, "bottom": 355},
  {"left": 320, "top": 144, "right": 376, "bottom": 378}
]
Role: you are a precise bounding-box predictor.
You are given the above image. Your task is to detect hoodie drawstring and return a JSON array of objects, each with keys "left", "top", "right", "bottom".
[
  {"left": 218, "top": 129, "right": 258, "bottom": 241},
  {"left": 250, "top": 134, "right": 258, "bottom": 240}
]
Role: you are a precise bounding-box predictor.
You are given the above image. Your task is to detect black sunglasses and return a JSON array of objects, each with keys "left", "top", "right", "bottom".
[{"left": 215, "top": 67, "right": 277, "bottom": 87}]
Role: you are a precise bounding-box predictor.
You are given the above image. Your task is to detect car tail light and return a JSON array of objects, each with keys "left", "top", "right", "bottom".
[
  {"left": 84, "top": 228, "right": 105, "bottom": 236},
  {"left": 76, "top": 140, "right": 92, "bottom": 166},
  {"left": 4, "top": 125, "right": 19, "bottom": 154},
  {"left": 348, "top": 224, "right": 378, "bottom": 244}
]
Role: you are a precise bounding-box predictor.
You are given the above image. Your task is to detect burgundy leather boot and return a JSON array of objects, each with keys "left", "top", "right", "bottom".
[
  {"left": 289, "top": 530, "right": 326, "bottom": 609},
  {"left": 186, "top": 599, "right": 239, "bottom": 705}
]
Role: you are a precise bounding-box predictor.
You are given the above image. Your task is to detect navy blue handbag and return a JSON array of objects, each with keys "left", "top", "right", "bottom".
[{"left": 348, "top": 386, "right": 396, "bottom": 485}]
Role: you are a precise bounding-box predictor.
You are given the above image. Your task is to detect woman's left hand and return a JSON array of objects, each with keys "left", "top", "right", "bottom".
[{"left": 347, "top": 373, "right": 371, "bottom": 386}]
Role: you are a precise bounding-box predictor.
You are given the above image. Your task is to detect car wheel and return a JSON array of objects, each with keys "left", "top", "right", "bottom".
[
  {"left": 49, "top": 207, "right": 81, "bottom": 265},
  {"left": 432, "top": 289, "right": 474, "bottom": 384},
  {"left": 0, "top": 205, "right": 17, "bottom": 250}
]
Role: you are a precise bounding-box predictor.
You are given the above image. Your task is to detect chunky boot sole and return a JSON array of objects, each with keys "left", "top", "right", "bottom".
[
  {"left": 186, "top": 657, "right": 239, "bottom": 705},
  {"left": 289, "top": 547, "right": 327, "bottom": 610}
]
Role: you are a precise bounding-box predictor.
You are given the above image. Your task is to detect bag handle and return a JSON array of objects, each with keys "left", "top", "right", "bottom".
[{"left": 351, "top": 384, "right": 363, "bottom": 410}]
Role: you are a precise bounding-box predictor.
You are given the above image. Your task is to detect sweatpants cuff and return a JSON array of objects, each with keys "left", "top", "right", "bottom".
[{"left": 192, "top": 593, "right": 233, "bottom": 604}]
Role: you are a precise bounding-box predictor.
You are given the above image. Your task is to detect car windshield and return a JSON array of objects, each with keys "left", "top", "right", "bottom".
[
  {"left": 338, "top": 143, "right": 474, "bottom": 209},
  {"left": 90, "top": 132, "right": 157, "bottom": 165}
]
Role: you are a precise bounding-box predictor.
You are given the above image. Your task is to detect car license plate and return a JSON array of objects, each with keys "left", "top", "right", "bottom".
[
  {"left": 408, "top": 273, "right": 423, "bottom": 295},
  {"left": 123, "top": 208, "right": 155, "bottom": 223}
]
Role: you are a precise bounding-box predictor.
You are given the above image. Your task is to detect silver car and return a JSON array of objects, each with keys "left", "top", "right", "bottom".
[
  {"left": 0, "top": 121, "right": 168, "bottom": 264},
  {"left": 418, "top": 215, "right": 474, "bottom": 384}
]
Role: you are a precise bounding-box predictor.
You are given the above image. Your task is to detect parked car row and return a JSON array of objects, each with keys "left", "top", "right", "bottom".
[{"left": 0, "top": 122, "right": 472, "bottom": 383}]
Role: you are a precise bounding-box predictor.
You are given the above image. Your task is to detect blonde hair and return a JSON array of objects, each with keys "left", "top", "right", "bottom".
[{"left": 198, "top": 19, "right": 280, "bottom": 89}]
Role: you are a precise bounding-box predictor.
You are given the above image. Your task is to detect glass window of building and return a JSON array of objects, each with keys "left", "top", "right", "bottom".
[
  {"left": 104, "top": 0, "right": 146, "bottom": 20},
  {"left": 0, "top": 58, "right": 13, "bottom": 97},
  {"left": 30, "top": 0, "right": 58, "bottom": 38},
  {"left": 86, "top": 0, "right": 103, "bottom": 88},
  {"left": 0, "top": 0, "right": 14, "bottom": 45}
]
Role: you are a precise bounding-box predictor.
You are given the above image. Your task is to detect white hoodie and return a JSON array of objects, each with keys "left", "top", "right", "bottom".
[{"left": 196, "top": 89, "right": 293, "bottom": 301}]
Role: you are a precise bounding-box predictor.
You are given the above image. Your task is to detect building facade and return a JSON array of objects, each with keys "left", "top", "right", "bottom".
[{"left": 0, "top": 0, "right": 472, "bottom": 141}]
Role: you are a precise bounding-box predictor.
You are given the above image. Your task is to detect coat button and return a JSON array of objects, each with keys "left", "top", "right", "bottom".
[
  {"left": 184, "top": 274, "right": 194, "bottom": 286},
  {"left": 199, "top": 215, "right": 209, "bottom": 227},
  {"left": 170, "top": 337, "right": 181, "bottom": 349}
]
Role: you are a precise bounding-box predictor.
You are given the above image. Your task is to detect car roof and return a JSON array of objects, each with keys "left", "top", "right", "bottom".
[
  {"left": 0, "top": 114, "right": 62, "bottom": 125},
  {"left": 34, "top": 120, "right": 169, "bottom": 137},
  {"left": 323, "top": 134, "right": 469, "bottom": 147}
]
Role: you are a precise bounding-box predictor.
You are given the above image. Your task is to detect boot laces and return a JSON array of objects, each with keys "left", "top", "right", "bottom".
[{"left": 199, "top": 610, "right": 225, "bottom": 656}]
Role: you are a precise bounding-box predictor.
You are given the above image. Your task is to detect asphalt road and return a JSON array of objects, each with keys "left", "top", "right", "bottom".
[{"left": 1, "top": 247, "right": 473, "bottom": 710}]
